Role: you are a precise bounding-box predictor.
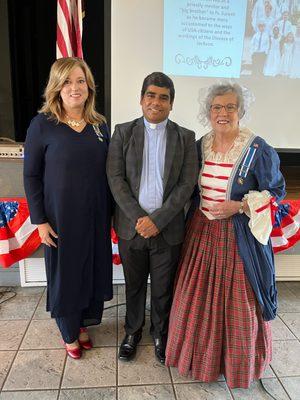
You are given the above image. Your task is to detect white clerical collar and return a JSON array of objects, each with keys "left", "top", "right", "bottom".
[{"left": 143, "top": 117, "right": 168, "bottom": 130}]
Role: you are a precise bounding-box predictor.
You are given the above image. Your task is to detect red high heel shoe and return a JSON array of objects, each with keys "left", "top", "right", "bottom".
[
  {"left": 78, "top": 327, "right": 93, "bottom": 350},
  {"left": 64, "top": 342, "right": 82, "bottom": 359}
]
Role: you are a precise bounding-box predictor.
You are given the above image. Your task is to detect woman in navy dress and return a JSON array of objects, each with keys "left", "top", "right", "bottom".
[{"left": 24, "top": 57, "right": 113, "bottom": 359}]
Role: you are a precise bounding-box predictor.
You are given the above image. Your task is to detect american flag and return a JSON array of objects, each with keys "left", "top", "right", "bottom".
[
  {"left": 0, "top": 199, "right": 41, "bottom": 268},
  {"left": 56, "top": 0, "right": 84, "bottom": 59},
  {"left": 271, "top": 200, "right": 300, "bottom": 253}
]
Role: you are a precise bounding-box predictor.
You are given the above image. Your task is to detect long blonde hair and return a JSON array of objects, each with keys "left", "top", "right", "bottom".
[{"left": 39, "top": 57, "right": 105, "bottom": 125}]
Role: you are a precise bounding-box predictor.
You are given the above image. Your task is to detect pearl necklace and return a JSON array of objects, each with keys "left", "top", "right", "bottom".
[{"left": 66, "top": 115, "right": 85, "bottom": 127}]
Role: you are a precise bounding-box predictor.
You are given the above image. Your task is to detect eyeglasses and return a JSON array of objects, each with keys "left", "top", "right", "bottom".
[{"left": 210, "top": 104, "right": 238, "bottom": 113}]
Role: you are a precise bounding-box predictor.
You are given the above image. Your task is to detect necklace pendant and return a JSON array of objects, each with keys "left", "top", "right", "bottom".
[
  {"left": 66, "top": 115, "right": 84, "bottom": 127},
  {"left": 67, "top": 119, "right": 80, "bottom": 127}
]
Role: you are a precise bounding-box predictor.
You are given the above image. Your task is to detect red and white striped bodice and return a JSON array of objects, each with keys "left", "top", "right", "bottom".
[
  {"left": 200, "top": 161, "right": 234, "bottom": 220},
  {"left": 199, "top": 129, "right": 253, "bottom": 220}
]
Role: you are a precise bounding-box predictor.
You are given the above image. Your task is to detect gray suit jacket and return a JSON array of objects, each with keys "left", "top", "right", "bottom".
[{"left": 106, "top": 117, "right": 198, "bottom": 245}]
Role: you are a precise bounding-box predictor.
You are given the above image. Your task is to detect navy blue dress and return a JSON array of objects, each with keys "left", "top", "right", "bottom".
[{"left": 24, "top": 113, "right": 113, "bottom": 319}]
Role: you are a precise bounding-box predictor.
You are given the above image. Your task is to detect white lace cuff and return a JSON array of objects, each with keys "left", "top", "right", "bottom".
[{"left": 243, "top": 190, "right": 275, "bottom": 245}]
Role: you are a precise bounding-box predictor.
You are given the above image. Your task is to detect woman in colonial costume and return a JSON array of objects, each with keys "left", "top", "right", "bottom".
[{"left": 165, "top": 82, "right": 286, "bottom": 389}]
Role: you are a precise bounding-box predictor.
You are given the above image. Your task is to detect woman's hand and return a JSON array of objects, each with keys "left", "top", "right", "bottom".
[
  {"left": 210, "top": 200, "right": 242, "bottom": 219},
  {"left": 37, "top": 223, "right": 58, "bottom": 247}
]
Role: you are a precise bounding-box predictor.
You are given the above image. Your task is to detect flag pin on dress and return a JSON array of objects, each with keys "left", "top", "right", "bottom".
[{"left": 93, "top": 125, "right": 103, "bottom": 142}]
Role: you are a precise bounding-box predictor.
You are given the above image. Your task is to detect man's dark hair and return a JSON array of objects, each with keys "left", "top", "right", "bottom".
[{"left": 141, "top": 72, "right": 175, "bottom": 103}]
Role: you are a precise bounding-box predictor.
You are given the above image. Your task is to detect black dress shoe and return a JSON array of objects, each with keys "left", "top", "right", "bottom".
[
  {"left": 154, "top": 338, "right": 166, "bottom": 364},
  {"left": 118, "top": 332, "right": 142, "bottom": 361}
]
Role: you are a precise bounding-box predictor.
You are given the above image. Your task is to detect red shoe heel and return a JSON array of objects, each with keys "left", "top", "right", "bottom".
[
  {"left": 78, "top": 327, "right": 93, "bottom": 350},
  {"left": 64, "top": 342, "right": 82, "bottom": 359}
]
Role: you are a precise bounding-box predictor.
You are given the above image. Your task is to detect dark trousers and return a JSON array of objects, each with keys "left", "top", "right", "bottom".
[
  {"left": 252, "top": 52, "right": 267, "bottom": 76},
  {"left": 55, "top": 301, "right": 104, "bottom": 343},
  {"left": 118, "top": 234, "right": 181, "bottom": 342}
]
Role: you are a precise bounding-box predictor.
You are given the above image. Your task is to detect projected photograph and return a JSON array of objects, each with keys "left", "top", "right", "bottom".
[
  {"left": 163, "top": 0, "right": 300, "bottom": 79},
  {"left": 241, "top": 0, "right": 300, "bottom": 78}
]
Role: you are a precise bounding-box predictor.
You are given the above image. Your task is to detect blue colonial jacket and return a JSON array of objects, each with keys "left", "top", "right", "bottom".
[{"left": 189, "top": 133, "right": 286, "bottom": 321}]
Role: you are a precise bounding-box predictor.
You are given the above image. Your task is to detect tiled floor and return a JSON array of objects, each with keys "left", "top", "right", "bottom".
[{"left": 0, "top": 282, "right": 300, "bottom": 399}]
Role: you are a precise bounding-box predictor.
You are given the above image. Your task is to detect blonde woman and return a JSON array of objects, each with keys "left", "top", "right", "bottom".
[{"left": 24, "top": 57, "right": 113, "bottom": 359}]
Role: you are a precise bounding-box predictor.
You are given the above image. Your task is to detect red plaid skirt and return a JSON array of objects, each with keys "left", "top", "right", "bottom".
[{"left": 165, "top": 209, "right": 272, "bottom": 389}]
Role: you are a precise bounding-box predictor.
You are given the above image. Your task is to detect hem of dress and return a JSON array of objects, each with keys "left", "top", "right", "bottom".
[
  {"left": 165, "top": 362, "right": 271, "bottom": 389},
  {"left": 47, "top": 294, "right": 112, "bottom": 319}
]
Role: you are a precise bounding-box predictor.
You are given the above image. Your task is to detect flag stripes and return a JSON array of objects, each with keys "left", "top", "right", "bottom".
[{"left": 56, "top": 0, "right": 83, "bottom": 59}]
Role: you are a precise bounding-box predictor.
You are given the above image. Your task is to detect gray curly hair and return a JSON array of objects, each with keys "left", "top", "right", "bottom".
[{"left": 198, "top": 81, "right": 255, "bottom": 127}]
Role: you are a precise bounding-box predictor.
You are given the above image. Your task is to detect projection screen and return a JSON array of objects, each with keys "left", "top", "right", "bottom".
[{"left": 111, "top": 0, "right": 300, "bottom": 149}]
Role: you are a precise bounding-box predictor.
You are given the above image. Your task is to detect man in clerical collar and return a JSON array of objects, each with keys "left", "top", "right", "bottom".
[{"left": 107, "top": 72, "right": 198, "bottom": 364}]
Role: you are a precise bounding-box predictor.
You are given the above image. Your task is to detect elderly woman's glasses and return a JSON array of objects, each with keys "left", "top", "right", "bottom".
[{"left": 210, "top": 104, "right": 238, "bottom": 113}]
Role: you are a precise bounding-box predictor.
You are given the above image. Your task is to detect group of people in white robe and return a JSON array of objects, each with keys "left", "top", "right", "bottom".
[{"left": 250, "top": 0, "right": 300, "bottom": 77}]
